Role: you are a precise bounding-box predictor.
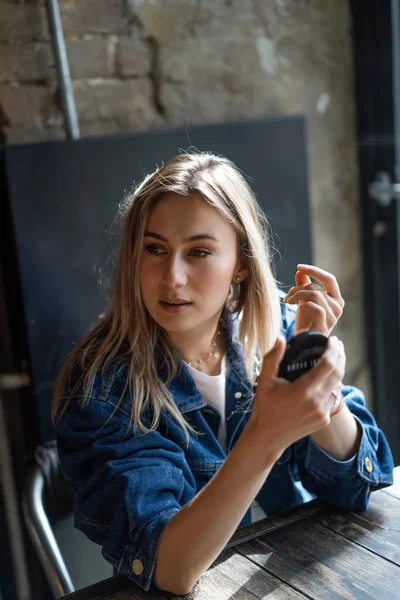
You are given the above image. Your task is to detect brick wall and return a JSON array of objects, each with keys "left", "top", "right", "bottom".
[
  {"left": 0, "top": 0, "right": 164, "bottom": 142},
  {"left": 0, "top": 0, "right": 370, "bottom": 402}
]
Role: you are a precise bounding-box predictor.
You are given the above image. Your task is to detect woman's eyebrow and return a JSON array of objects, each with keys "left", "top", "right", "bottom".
[{"left": 143, "top": 231, "right": 219, "bottom": 243}]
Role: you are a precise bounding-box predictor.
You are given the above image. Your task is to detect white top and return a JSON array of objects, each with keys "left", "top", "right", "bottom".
[
  {"left": 186, "top": 355, "right": 267, "bottom": 522},
  {"left": 186, "top": 355, "right": 228, "bottom": 451}
]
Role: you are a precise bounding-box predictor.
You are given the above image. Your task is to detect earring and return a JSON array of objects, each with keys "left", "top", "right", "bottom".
[{"left": 235, "top": 276, "right": 241, "bottom": 283}]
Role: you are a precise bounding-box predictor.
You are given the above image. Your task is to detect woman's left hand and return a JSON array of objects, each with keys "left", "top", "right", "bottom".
[{"left": 284, "top": 264, "right": 345, "bottom": 336}]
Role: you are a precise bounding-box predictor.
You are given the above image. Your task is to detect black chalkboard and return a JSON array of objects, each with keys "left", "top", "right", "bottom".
[{"left": 5, "top": 116, "right": 312, "bottom": 441}]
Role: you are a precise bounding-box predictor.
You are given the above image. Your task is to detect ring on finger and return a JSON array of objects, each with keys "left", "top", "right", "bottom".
[
  {"left": 331, "top": 390, "right": 340, "bottom": 411},
  {"left": 330, "top": 390, "right": 344, "bottom": 417}
]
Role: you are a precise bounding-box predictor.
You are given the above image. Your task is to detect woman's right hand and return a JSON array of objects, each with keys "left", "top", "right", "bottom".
[{"left": 246, "top": 335, "right": 346, "bottom": 460}]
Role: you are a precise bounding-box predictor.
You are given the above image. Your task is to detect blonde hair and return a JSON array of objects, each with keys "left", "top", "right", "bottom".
[{"left": 52, "top": 152, "right": 281, "bottom": 439}]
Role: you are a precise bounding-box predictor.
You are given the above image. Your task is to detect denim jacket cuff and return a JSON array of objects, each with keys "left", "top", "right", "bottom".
[
  {"left": 305, "top": 416, "right": 375, "bottom": 485},
  {"left": 112, "top": 508, "right": 180, "bottom": 592}
]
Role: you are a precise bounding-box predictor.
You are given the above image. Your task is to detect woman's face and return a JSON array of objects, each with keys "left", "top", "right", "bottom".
[{"left": 140, "top": 192, "right": 246, "bottom": 336}]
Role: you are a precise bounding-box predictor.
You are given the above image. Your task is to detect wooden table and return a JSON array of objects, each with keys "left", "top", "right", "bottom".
[{"left": 64, "top": 466, "right": 400, "bottom": 599}]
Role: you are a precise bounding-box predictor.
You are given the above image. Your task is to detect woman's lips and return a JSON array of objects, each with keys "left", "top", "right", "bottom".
[{"left": 159, "top": 301, "right": 192, "bottom": 314}]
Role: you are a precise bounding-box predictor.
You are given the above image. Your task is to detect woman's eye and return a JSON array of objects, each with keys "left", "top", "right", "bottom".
[
  {"left": 145, "top": 244, "right": 165, "bottom": 255},
  {"left": 190, "top": 249, "right": 211, "bottom": 257},
  {"left": 144, "top": 245, "right": 210, "bottom": 257}
]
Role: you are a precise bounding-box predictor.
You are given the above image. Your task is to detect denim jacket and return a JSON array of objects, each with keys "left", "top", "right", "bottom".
[{"left": 56, "top": 296, "right": 394, "bottom": 592}]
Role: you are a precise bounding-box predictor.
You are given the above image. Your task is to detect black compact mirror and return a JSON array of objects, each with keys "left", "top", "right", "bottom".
[{"left": 278, "top": 331, "right": 328, "bottom": 382}]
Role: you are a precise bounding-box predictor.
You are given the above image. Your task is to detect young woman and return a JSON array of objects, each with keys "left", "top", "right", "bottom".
[{"left": 53, "top": 152, "right": 394, "bottom": 595}]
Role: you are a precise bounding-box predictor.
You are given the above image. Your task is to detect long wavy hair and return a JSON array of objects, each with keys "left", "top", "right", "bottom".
[{"left": 52, "top": 152, "right": 281, "bottom": 439}]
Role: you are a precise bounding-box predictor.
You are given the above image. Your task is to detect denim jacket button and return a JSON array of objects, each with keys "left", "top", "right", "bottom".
[
  {"left": 365, "top": 456, "right": 373, "bottom": 473},
  {"left": 132, "top": 558, "right": 144, "bottom": 575},
  {"left": 234, "top": 392, "right": 242, "bottom": 399}
]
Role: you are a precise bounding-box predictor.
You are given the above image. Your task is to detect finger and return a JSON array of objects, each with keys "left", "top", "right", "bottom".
[
  {"left": 294, "top": 271, "right": 313, "bottom": 307},
  {"left": 295, "top": 301, "right": 328, "bottom": 333},
  {"left": 317, "top": 342, "right": 346, "bottom": 386},
  {"left": 318, "top": 338, "right": 346, "bottom": 390},
  {"left": 295, "top": 270, "right": 311, "bottom": 288},
  {"left": 258, "top": 336, "right": 287, "bottom": 386},
  {"left": 287, "top": 291, "right": 336, "bottom": 323},
  {"left": 286, "top": 288, "right": 343, "bottom": 325},
  {"left": 286, "top": 289, "right": 332, "bottom": 308},
  {"left": 285, "top": 284, "right": 343, "bottom": 326},
  {"left": 318, "top": 347, "right": 346, "bottom": 396},
  {"left": 334, "top": 380, "right": 343, "bottom": 395},
  {"left": 297, "top": 264, "right": 343, "bottom": 303},
  {"left": 284, "top": 282, "right": 323, "bottom": 301},
  {"left": 330, "top": 381, "right": 343, "bottom": 412}
]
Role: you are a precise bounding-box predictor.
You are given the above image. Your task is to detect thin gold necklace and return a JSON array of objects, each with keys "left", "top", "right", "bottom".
[{"left": 186, "top": 327, "right": 223, "bottom": 372}]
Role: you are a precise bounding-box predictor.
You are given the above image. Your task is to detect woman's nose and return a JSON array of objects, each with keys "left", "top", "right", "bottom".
[{"left": 162, "top": 255, "right": 187, "bottom": 288}]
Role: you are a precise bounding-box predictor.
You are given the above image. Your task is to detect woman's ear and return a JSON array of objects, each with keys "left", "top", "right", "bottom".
[
  {"left": 233, "top": 265, "right": 249, "bottom": 284},
  {"left": 233, "top": 242, "right": 249, "bottom": 283}
]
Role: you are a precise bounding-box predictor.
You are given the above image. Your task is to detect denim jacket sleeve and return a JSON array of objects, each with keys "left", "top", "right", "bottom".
[
  {"left": 280, "top": 294, "right": 395, "bottom": 509},
  {"left": 55, "top": 366, "right": 197, "bottom": 592}
]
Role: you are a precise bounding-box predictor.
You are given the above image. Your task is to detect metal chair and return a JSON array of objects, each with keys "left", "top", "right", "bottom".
[{"left": 22, "top": 440, "right": 76, "bottom": 598}]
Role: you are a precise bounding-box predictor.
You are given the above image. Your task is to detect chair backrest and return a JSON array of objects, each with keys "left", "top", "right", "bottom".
[{"left": 23, "top": 440, "right": 76, "bottom": 598}]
